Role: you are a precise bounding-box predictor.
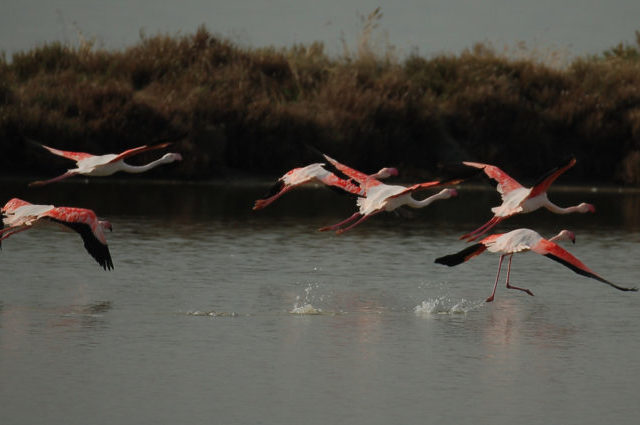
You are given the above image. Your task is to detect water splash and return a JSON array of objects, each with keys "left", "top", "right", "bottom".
[
  {"left": 290, "top": 282, "right": 325, "bottom": 314},
  {"left": 289, "top": 303, "right": 322, "bottom": 315},
  {"left": 414, "top": 297, "right": 483, "bottom": 316}
]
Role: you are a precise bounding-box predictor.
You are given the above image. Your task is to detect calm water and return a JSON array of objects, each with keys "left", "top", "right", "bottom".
[{"left": 1, "top": 179, "right": 639, "bottom": 425}]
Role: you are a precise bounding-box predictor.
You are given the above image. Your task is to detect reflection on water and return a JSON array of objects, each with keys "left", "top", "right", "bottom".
[{"left": 1, "top": 178, "right": 640, "bottom": 425}]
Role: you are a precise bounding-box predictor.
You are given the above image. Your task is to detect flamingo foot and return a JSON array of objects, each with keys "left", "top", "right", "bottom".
[
  {"left": 485, "top": 295, "right": 495, "bottom": 302},
  {"left": 506, "top": 283, "right": 534, "bottom": 296}
]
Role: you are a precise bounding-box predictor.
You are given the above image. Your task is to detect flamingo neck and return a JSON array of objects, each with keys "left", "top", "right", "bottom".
[
  {"left": 405, "top": 190, "right": 449, "bottom": 209},
  {"left": 119, "top": 157, "right": 173, "bottom": 174},
  {"left": 543, "top": 200, "right": 586, "bottom": 214}
]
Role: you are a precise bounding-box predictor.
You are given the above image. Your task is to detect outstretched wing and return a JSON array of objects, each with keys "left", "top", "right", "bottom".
[
  {"left": 528, "top": 157, "right": 576, "bottom": 198},
  {"left": 108, "top": 142, "right": 172, "bottom": 164},
  {"left": 43, "top": 207, "right": 113, "bottom": 271},
  {"left": 463, "top": 161, "right": 524, "bottom": 197},
  {"left": 435, "top": 243, "right": 487, "bottom": 267},
  {"left": 387, "top": 181, "right": 442, "bottom": 200},
  {"left": 322, "top": 154, "right": 383, "bottom": 189},
  {"left": 533, "top": 239, "right": 637, "bottom": 292},
  {"left": 36, "top": 143, "right": 94, "bottom": 162}
]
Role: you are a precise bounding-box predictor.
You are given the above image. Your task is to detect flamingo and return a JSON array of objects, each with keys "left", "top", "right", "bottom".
[
  {"left": 435, "top": 228, "right": 637, "bottom": 302},
  {"left": 460, "top": 157, "right": 595, "bottom": 241},
  {"left": 1, "top": 198, "right": 114, "bottom": 270},
  {"left": 28, "top": 141, "right": 182, "bottom": 186},
  {"left": 253, "top": 161, "right": 398, "bottom": 210},
  {"left": 318, "top": 154, "right": 459, "bottom": 234}
]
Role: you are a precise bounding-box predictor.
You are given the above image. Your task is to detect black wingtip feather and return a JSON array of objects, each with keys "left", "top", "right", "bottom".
[
  {"left": 435, "top": 243, "right": 485, "bottom": 267},
  {"left": 544, "top": 253, "right": 637, "bottom": 292}
]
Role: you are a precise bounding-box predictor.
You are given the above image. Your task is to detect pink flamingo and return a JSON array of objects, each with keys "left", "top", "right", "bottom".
[
  {"left": 436, "top": 228, "right": 637, "bottom": 302},
  {"left": 253, "top": 160, "right": 398, "bottom": 210},
  {"left": 318, "top": 154, "right": 458, "bottom": 234},
  {"left": 28, "top": 141, "right": 182, "bottom": 186},
  {"left": 1, "top": 198, "right": 114, "bottom": 270},
  {"left": 461, "top": 158, "right": 595, "bottom": 241}
]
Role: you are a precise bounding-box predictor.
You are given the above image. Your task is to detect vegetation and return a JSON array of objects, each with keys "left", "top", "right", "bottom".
[{"left": 2, "top": 17, "right": 640, "bottom": 185}]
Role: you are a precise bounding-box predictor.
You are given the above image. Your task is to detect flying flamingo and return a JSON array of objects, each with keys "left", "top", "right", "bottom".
[
  {"left": 318, "top": 154, "right": 459, "bottom": 234},
  {"left": 28, "top": 141, "right": 182, "bottom": 186},
  {"left": 253, "top": 161, "right": 398, "bottom": 210},
  {"left": 460, "top": 157, "right": 595, "bottom": 241},
  {"left": 1, "top": 198, "right": 114, "bottom": 270},
  {"left": 435, "top": 228, "right": 637, "bottom": 302}
]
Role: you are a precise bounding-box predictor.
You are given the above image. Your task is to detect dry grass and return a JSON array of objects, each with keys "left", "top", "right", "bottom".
[{"left": 2, "top": 23, "right": 640, "bottom": 184}]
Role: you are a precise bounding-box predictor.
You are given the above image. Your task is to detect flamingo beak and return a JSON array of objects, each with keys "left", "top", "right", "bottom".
[{"left": 587, "top": 204, "right": 595, "bottom": 213}]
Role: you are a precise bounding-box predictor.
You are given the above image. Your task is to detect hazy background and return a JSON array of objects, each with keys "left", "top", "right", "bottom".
[{"left": 2, "top": 0, "right": 640, "bottom": 59}]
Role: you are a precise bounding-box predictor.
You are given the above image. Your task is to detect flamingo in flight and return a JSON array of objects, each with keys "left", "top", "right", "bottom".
[
  {"left": 318, "top": 154, "right": 459, "bottom": 234},
  {"left": 460, "top": 157, "right": 595, "bottom": 241},
  {"left": 1, "top": 198, "right": 114, "bottom": 270},
  {"left": 435, "top": 228, "right": 637, "bottom": 302},
  {"left": 253, "top": 161, "right": 398, "bottom": 210},
  {"left": 28, "top": 141, "right": 182, "bottom": 186}
]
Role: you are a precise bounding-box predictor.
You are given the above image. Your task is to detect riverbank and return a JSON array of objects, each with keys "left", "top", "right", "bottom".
[{"left": 1, "top": 26, "right": 640, "bottom": 185}]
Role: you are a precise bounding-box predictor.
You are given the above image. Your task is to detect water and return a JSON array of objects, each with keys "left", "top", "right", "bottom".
[{"left": 1, "top": 179, "right": 640, "bottom": 424}]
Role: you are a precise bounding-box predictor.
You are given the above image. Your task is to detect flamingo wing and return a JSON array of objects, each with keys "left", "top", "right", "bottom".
[
  {"left": 108, "top": 142, "right": 172, "bottom": 164},
  {"left": 532, "top": 239, "right": 637, "bottom": 292},
  {"left": 386, "top": 181, "right": 442, "bottom": 200},
  {"left": 38, "top": 143, "right": 94, "bottom": 162},
  {"left": 43, "top": 208, "right": 113, "bottom": 270},
  {"left": 528, "top": 157, "right": 576, "bottom": 198},
  {"left": 435, "top": 243, "right": 488, "bottom": 266},
  {"left": 319, "top": 172, "right": 366, "bottom": 196},
  {"left": 322, "top": 154, "right": 383, "bottom": 188},
  {"left": 463, "top": 161, "right": 524, "bottom": 196}
]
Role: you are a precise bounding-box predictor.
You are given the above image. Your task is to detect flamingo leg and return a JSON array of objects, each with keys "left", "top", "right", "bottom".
[
  {"left": 335, "top": 211, "right": 381, "bottom": 234},
  {"left": 460, "top": 216, "right": 498, "bottom": 240},
  {"left": 0, "top": 226, "right": 31, "bottom": 241},
  {"left": 504, "top": 254, "right": 534, "bottom": 296},
  {"left": 486, "top": 254, "right": 505, "bottom": 302},
  {"left": 252, "top": 186, "right": 294, "bottom": 210},
  {"left": 465, "top": 217, "right": 504, "bottom": 242},
  {"left": 318, "top": 212, "right": 361, "bottom": 232},
  {"left": 28, "top": 171, "right": 78, "bottom": 187}
]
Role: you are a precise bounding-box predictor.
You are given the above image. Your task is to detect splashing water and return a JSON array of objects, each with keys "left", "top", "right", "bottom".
[
  {"left": 414, "top": 297, "right": 483, "bottom": 316},
  {"left": 289, "top": 303, "right": 322, "bottom": 315},
  {"left": 289, "top": 282, "right": 325, "bottom": 314}
]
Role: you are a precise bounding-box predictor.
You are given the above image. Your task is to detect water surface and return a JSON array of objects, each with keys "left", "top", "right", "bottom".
[{"left": 1, "top": 180, "right": 639, "bottom": 424}]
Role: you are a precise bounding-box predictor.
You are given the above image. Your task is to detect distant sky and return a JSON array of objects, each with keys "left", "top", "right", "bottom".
[{"left": 2, "top": 0, "right": 639, "bottom": 61}]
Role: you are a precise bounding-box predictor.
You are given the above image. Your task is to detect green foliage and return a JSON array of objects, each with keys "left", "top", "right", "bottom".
[{"left": 3, "top": 26, "right": 640, "bottom": 184}]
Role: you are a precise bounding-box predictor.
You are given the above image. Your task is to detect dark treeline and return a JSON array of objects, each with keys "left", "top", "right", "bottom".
[{"left": 1, "top": 25, "right": 640, "bottom": 185}]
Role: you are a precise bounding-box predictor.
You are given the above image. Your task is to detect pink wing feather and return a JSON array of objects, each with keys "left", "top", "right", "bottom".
[
  {"left": 463, "top": 161, "right": 524, "bottom": 196},
  {"left": 108, "top": 142, "right": 172, "bottom": 163}
]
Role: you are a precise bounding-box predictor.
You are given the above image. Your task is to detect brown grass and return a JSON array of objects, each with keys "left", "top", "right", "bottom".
[{"left": 2, "top": 24, "right": 640, "bottom": 184}]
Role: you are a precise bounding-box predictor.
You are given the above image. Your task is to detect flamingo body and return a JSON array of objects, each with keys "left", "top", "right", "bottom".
[
  {"left": 1, "top": 198, "right": 114, "bottom": 270},
  {"left": 318, "top": 155, "right": 458, "bottom": 234},
  {"left": 436, "top": 228, "right": 637, "bottom": 302},
  {"left": 29, "top": 142, "right": 182, "bottom": 186},
  {"left": 461, "top": 158, "right": 595, "bottom": 241}
]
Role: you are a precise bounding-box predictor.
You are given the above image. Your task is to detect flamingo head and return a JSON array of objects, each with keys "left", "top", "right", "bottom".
[
  {"left": 441, "top": 188, "right": 458, "bottom": 198},
  {"left": 162, "top": 152, "right": 183, "bottom": 163},
  {"left": 375, "top": 167, "right": 399, "bottom": 179},
  {"left": 100, "top": 220, "right": 113, "bottom": 232},
  {"left": 579, "top": 203, "right": 595, "bottom": 213},
  {"left": 553, "top": 229, "right": 575, "bottom": 244}
]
